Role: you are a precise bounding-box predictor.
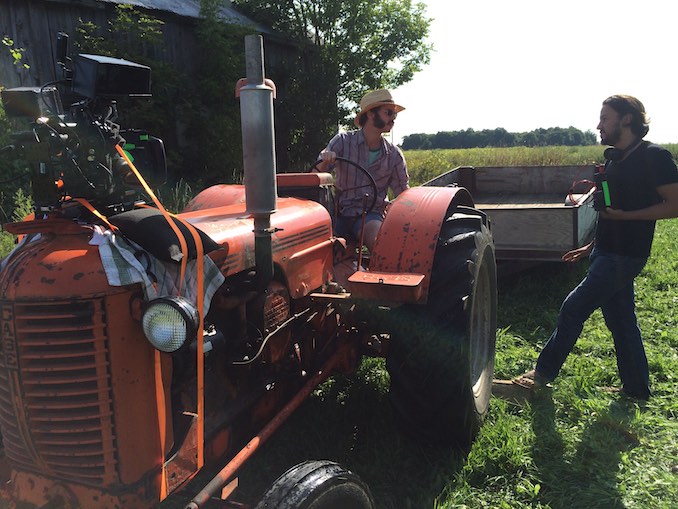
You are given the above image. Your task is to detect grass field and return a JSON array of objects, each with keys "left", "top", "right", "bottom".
[
  {"left": 2, "top": 146, "right": 676, "bottom": 508},
  {"left": 220, "top": 219, "right": 676, "bottom": 509},
  {"left": 403, "top": 144, "right": 678, "bottom": 186},
  {"left": 229, "top": 145, "right": 678, "bottom": 508}
]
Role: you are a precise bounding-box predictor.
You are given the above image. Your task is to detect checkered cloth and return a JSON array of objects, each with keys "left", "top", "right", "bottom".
[{"left": 91, "top": 226, "right": 224, "bottom": 314}]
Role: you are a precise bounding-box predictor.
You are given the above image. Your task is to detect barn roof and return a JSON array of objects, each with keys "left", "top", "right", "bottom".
[{"left": 95, "top": 0, "right": 267, "bottom": 29}]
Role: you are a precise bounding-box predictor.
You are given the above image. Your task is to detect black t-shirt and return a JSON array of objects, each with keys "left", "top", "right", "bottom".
[{"left": 596, "top": 141, "right": 678, "bottom": 258}]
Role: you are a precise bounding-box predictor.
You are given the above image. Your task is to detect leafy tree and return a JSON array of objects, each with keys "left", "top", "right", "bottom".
[
  {"left": 2, "top": 36, "right": 29, "bottom": 69},
  {"left": 431, "top": 131, "right": 454, "bottom": 150},
  {"left": 402, "top": 127, "right": 597, "bottom": 150},
  {"left": 178, "top": 0, "right": 252, "bottom": 184},
  {"left": 401, "top": 132, "right": 430, "bottom": 150},
  {"left": 233, "top": 0, "right": 432, "bottom": 163},
  {"left": 1, "top": 38, "right": 32, "bottom": 224},
  {"left": 72, "top": 6, "right": 181, "bottom": 149},
  {"left": 486, "top": 127, "right": 515, "bottom": 147}
]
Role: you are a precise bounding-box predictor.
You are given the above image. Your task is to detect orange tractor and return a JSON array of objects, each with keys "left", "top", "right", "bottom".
[{"left": 0, "top": 35, "right": 497, "bottom": 508}]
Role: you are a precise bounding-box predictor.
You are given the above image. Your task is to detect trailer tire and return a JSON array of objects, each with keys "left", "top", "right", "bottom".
[
  {"left": 255, "top": 460, "right": 375, "bottom": 509},
  {"left": 386, "top": 206, "right": 497, "bottom": 448}
]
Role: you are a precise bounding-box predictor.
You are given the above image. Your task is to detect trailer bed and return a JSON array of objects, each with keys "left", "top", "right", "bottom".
[{"left": 424, "top": 165, "right": 598, "bottom": 261}]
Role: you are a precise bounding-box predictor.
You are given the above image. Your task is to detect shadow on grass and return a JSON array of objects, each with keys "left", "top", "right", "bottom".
[
  {"left": 530, "top": 392, "right": 640, "bottom": 509},
  {"left": 233, "top": 370, "right": 467, "bottom": 508}
]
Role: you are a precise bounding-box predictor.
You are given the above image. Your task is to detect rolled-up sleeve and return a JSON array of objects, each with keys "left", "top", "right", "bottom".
[{"left": 388, "top": 145, "right": 409, "bottom": 197}]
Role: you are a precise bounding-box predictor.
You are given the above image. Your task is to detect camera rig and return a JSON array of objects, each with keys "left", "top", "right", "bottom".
[{"left": 0, "top": 32, "right": 166, "bottom": 215}]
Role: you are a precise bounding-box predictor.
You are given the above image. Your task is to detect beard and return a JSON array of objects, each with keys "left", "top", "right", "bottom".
[
  {"left": 372, "top": 113, "right": 386, "bottom": 129},
  {"left": 600, "top": 123, "right": 622, "bottom": 146}
]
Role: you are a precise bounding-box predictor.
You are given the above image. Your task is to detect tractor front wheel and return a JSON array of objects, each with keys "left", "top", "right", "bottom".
[
  {"left": 255, "top": 460, "right": 375, "bottom": 509},
  {"left": 386, "top": 206, "right": 497, "bottom": 448}
]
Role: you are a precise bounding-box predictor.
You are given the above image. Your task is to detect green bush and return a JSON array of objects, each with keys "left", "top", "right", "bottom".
[{"left": 0, "top": 188, "right": 33, "bottom": 258}]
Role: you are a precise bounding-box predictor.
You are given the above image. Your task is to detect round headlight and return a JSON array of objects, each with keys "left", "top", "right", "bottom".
[{"left": 142, "top": 296, "right": 199, "bottom": 352}]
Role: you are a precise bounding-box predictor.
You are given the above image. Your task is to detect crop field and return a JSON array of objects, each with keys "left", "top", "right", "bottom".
[{"left": 403, "top": 144, "right": 678, "bottom": 186}]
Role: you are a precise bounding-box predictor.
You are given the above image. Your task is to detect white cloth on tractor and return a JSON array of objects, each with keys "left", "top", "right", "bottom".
[{"left": 91, "top": 226, "right": 224, "bottom": 314}]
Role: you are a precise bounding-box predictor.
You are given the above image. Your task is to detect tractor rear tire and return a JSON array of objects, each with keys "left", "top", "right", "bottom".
[
  {"left": 255, "top": 460, "right": 375, "bottom": 509},
  {"left": 386, "top": 206, "right": 497, "bottom": 448}
]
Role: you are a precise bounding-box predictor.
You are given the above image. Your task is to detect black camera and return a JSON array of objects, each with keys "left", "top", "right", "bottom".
[
  {"left": 71, "top": 53, "right": 152, "bottom": 99},
  {"left": 0, "top": 33, "right": 165, "bottom": 214}
]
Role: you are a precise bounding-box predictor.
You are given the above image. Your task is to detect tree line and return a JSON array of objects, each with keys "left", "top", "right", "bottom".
[{"left": 401, "top": 126, "right": 597, "bottom": 150}]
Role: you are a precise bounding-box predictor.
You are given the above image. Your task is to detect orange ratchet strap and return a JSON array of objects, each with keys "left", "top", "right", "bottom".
[{"left": 114, "top": 144, "right": 207, "bottom": 492}]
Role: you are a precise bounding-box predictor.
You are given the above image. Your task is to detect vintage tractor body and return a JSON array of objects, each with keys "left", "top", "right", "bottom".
[{"left": 0, "top": 36, "right": 497, "bottom": 508}]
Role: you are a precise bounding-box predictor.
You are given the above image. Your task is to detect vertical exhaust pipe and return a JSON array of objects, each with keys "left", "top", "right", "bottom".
[{"left": 238, "top": 35, "right": 276, "bottom": 289}]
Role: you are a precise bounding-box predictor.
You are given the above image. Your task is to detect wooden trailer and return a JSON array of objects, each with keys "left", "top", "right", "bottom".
[{"left": 424, "top": 165, "right": 599, "bottom": 262}]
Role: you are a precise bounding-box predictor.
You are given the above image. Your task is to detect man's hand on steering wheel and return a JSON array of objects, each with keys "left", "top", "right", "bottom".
[
  {"left": 312, "top": 150, "right": 336, "bottom": 173},
  {"left": 309, "top": 156, "right": 378, "bottom": 214}
]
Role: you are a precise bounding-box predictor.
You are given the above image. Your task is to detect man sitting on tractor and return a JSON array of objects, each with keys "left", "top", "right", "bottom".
[{"left": 313, "top": 89, "right": 410, "bottom": 251}]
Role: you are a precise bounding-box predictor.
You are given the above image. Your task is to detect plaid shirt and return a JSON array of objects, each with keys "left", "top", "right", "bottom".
[{"left": 318, "top": 130, "right": 409, "bottom": 217}]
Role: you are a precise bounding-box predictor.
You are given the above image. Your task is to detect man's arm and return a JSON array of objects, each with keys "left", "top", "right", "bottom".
[
  {"left": 562, "top": 241, "right": 594, "bottom": 262},
  {"left": 313, "top": 150, "right": 336, "bottom": 173},
  {"left": 387, "top": 147, "right": 410, "bottom": 197},
  {"left": 601, "top": 182, "right": 678, "bottom": 220}
]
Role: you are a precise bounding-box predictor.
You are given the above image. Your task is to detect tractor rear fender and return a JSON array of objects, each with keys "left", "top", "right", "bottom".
[{"left": 369, "top": 186, "right": 475, "bottom": 304}]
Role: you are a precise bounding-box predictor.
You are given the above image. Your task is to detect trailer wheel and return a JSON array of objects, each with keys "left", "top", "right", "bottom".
[
  {"left": 255, "top": 460, "right": 375, "bottom": 509},
  {"left": 386, "top": 206, "right": 497, "bottom": 448}
]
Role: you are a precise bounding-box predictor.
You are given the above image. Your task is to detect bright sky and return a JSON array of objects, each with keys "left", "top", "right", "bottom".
[{"left": 391, "top": 0, "right": 677, "bottom": 146}]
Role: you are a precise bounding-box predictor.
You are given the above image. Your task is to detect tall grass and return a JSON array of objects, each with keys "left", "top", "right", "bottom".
[{"left": 405, "top": 144, "right": 678, "bottom": 185}]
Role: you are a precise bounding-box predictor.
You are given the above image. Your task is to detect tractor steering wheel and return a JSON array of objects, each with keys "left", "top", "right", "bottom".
[{"left": 310, "top": 156, "right": 378, "bottom": 214}]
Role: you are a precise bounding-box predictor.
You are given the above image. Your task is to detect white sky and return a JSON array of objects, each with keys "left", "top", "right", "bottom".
[{"left": 390, "top": 0, "right": 677, "bottom": 146}]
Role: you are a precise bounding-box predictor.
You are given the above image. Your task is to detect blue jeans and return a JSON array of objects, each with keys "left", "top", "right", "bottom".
[
  {"left": 536, "top": 248, "right": 650, "bottom": 398},
  {"left": 335, "top": 212, "right": 383, "bottom": 241}
]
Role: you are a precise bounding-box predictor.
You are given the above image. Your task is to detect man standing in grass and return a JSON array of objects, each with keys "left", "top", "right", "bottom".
[{"left": 515, "top": 95, "right": 678, "bottom": 400}]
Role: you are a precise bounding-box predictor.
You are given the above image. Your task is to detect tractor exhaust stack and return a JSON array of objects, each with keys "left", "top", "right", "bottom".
[{"left": 238, "top": 34, "right": 277, "bottom": 289}]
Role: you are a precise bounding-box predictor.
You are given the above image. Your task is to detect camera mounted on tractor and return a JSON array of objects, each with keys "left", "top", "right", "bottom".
[{"left": 0, "top": 34, "right": 497, "bottom": 508}]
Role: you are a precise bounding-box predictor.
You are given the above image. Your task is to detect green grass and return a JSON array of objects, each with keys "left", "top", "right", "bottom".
[
  {"left": 222, "top": 220, "right": 677, "bottom": 509},
  {"left": 449, "top": 219, "right": 677, "bottom": 509},
  {"left": 404, "top": 144, "right": 678, "bottom": 186},
  {"left": 3, "top": 147, "right": 676, "bottom": 508}
]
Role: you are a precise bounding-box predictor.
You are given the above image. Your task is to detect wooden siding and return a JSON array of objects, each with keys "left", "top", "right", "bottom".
[
  {"left": 0, "top": 0, "right": 285, "bottom": 90},
  {"left": 424, "top": 165, "right": 599, "bottom": 260}
]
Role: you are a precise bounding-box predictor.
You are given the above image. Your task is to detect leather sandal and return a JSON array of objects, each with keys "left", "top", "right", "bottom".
[{"left": 512, "top": 369, "right": 552, "bottom": 389}]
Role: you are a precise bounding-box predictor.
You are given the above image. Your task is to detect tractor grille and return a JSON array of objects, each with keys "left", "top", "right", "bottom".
[{"left": 0, "top": 299, "right": 119, "bottom": 485}]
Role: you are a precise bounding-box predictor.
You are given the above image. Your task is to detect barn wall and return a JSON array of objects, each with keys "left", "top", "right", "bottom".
[
  {"left": 1, "top": 0, "right": 316, "bottom": 172},
  {"left": 1, "top": 0, "right": 111, "bottom": 88},
  {"left": 0, "top": 0, "right": 262, "bottom": 89}
]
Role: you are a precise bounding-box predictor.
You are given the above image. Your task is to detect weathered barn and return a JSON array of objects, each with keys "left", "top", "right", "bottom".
[
  {"left": 0, "top": 0, "right": 279, "bottom": 88},
  {"left": 0, "top": 0, "right": 324, "bottom": 173}
]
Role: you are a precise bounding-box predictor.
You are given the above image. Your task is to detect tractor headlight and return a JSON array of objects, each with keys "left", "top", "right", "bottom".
[{"left": 142, "top": 296, "right": 199, "bottom": 352}]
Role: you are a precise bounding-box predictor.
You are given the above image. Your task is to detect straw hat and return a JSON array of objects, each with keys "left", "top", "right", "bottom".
[{"left": 354, "top": 89, "right": 405, "bottom": 127}]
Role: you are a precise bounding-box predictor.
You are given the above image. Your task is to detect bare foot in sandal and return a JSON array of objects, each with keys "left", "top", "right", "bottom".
[{"left": 512, "top": 369, "right": 552, "bottom": 389}]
